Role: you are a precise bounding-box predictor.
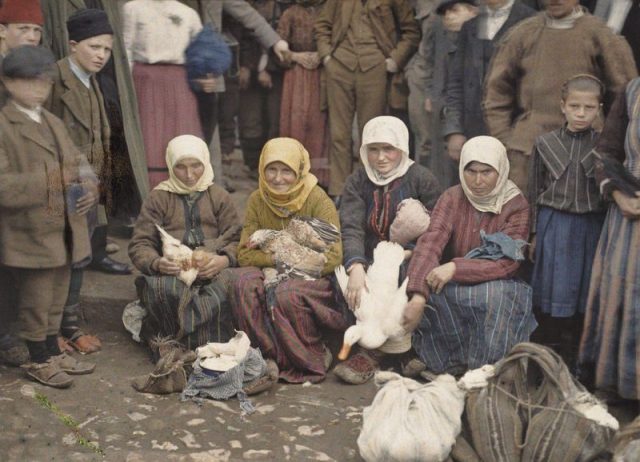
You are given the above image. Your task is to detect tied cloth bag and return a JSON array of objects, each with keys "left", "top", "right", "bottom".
[
  {"left": 464, "top": 342, "right": 618, "bottom": 462},
  {"left": 181, "top": 332, "right": 267, "bottom": 414},
  {"left": 358, "top": 371, "right": 466, "bottom": 462}
]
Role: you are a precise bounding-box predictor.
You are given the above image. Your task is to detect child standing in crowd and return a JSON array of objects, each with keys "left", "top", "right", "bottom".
[
  {"left": 529, "top": 74, "right": 606, "bottom": 364},
  {"left": 0, "top": 46, "right": 97, "bottom": 388},
  {"left": 277, "top": 0, "right": 329, "bottom": 188},
  {"left": 48, "top": 8, "right": 130, "bottom": 355}
]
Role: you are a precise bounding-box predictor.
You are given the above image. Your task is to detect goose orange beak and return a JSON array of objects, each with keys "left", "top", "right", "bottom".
[{"left": 338, "top": 343, "right": 352, "bottom": 361}]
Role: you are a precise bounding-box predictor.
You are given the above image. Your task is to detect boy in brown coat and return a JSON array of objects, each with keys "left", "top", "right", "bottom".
[
  {"left": 47, "top": 8, "right": 130, "bottom": 354},
  {"left": 0, "top": 46, "right": 97, "bottom": 387}
]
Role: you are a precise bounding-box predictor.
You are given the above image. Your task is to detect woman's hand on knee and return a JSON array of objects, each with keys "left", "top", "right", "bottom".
[
  {"left": 346, "top": 263, "right": 367, "bottom": 310},
  {"left": 153, "top": 257, "right": 181, "bottom": 276},
  {"left": 197, "top": 254, "right": 230, "bottom": 280},
  {"left": 426, "top": 262, "right": 456, "bottom": 294},
  {"left": 402, "top": 294, "right": 427, "bottom": 332}
]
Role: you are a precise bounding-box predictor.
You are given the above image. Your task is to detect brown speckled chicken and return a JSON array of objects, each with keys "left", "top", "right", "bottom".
[{"left": 247, "top": 217, "right": 340, "bottom": 318}]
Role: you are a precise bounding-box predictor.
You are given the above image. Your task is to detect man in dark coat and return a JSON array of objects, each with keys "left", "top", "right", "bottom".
[{"left": 444, "top": 0, "right": 535, "bottom": 160}]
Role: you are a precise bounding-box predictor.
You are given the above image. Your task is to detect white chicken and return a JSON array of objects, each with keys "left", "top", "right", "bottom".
[
  {"left": 335, "top": 241, "right": 408, "bottom": 360},
  {"left": 155, "top": 224, "right": 199, "bottom": 287}
]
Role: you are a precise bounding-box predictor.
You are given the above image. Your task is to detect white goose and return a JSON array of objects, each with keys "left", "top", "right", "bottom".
[{"left": 335, "top": 241, "right": 408, "bottom": 360}]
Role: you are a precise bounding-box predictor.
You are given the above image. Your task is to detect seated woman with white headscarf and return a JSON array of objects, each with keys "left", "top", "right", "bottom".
[
  {"left": 403, "top": 136, "right": 537, "bottom": 376},
  {"left": 333, "top": 116, "right": 442, "bottom": 384},
  {"left": 128, "top": 135, "right": 242, "bottom": 356}
]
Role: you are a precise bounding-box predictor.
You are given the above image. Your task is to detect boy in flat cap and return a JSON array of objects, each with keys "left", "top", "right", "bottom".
[
  {"left": 0, "top": 46, "right": 98, "bottom": 388},
  {"left": 47, "top": 8, "right": 132, "bottom": 355},
  {"left": 0, "top": 0, "right": 45, "bottom": 369}
]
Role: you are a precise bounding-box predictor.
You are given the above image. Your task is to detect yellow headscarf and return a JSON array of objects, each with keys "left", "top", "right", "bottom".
[
  {"left": 258, "top": 137, "right": 318, "bottom": 217},
  {"left": 459, "top": 136, "right": 521, "bottom": 214},
  {"left": 154, "top": 135, "right": 214, "bottom": 195}
]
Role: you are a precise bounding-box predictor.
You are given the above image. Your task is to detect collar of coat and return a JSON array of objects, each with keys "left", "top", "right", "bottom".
[
  {"left": 56, "top": 56, "right": 98, "bottom": 131},
  {"left": 1, "top": 103, "right": 61, "bottom": 155}
]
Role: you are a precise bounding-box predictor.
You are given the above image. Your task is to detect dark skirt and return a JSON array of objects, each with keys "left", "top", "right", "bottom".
[
  {"left": 132, "top": 63, "right": 203, "bottom": 189},
  {"left": 136, "top": 275, "right": 233, "bottom": 350},
  {"left": 413, "top": 280, "right": 536, "bottom": 374},
  {"left": 578, "top": 204, "right": 640, "bottom": 399},
  {"left": 226, "top": 267, "right": 349, "bottom": 384},
  {"left": 532, "top": 207, "right": 605, "bottom": 318}
]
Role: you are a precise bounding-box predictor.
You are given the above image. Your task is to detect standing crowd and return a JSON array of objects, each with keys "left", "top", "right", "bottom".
[{"left": 0, "top": 0, "right": 639, "bottom": 414}]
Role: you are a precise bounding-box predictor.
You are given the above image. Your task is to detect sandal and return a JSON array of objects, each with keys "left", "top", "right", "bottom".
[
  {"left": 23, "top": 359, "right": 74, "bottom": 388},
  {"left": 67, "top": 332, "right": 101, "bottom": 354},
  {"left": 51, "top": 353, "right": 95, "bottom": 375}
]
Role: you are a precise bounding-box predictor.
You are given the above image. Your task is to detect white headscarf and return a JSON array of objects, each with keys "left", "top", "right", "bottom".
[
  {"left": 154, "top": 135, "right": 214, "bottom": 195},
  {"left": 459, "top": 136, "right": 521, "bottom": 214},
  {"left": 359, "top": 116, "right": 415, "bottom": 186}
]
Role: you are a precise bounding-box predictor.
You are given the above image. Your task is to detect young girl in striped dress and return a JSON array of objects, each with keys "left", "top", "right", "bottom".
[{"left": 529, "top": 74, "right": 606, "bottom": 364}]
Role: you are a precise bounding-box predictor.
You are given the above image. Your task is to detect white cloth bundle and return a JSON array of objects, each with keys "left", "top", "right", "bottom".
[{"left": 358, "top": 371, "right": 465, "bottom": 462}]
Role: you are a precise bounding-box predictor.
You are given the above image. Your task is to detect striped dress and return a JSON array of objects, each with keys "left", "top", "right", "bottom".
[
  {"left": 407, "top": 186, "right": 537, "bottom": 374},
  {"left": 579, "top": 78, "right": 640, "bottom": 400},
  {"left": 529, "top": 127, "right": 606, "bottom": 318}
]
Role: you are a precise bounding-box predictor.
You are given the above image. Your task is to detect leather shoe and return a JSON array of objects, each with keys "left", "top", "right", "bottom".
[{"left": 89, "top": 256, "right": 132, "bottom": 275}]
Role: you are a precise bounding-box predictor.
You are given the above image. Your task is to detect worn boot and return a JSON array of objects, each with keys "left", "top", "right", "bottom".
[{"left": 243, "top": 359, "right": 279, "bottom": 396}]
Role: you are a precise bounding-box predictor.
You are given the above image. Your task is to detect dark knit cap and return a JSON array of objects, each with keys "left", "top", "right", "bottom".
[
  {"left": 1, "top": 45, "right": 55, "bottom": 79},
  {"left": 66, "top": 8, "right": 113, "bottom": 43}
]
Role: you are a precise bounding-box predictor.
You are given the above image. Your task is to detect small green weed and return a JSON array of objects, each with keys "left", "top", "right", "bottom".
[{"left": 34, "top": 392, "right": 105, "bottom": 456}]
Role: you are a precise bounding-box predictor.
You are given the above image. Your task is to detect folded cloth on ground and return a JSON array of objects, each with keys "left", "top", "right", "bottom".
[
  {"left": 464, "top": 230, "right": 527, "bottom": 261},
  {"left": 181, "top": 332, "right": 267, "bottom": 413}
]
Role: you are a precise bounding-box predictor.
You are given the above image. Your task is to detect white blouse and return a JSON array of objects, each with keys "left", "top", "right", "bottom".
[{"left": 122, "top": 0, "right": 202, "bottom": 65}]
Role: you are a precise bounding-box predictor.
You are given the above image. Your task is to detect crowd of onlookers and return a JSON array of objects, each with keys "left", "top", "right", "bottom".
[{"left": 0, "top": 0, "right": 640, "bottom": 410}]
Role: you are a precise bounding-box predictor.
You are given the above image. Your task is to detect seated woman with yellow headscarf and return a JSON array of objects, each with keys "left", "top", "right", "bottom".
[
  {"left": 227, "top": 138, "right": 348, "bottom": 384},
  {"left": 128, "top": 135, "right": 242, "bottom": 356}
]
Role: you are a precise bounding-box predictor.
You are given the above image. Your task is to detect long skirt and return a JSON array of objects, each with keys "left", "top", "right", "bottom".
[
  {"left": 132, "top": 63, "right": 203, "bottom": 188},
  {"left": 136, "top": 275, "right": 233, "bottom": 351},
  {"left": 279, "top": 66, "right": 329, "bottom": 187},
  {"left": 578, "top": 204, "right": 640, "bottom": 399},
  {"left": 532, "top": 207, "right": 605, "bottom": 318},
  {"left": 412, "top": 280, "right": 536, "bottom": 374},
  {"left": 227, "top": 267, "right": 349, "bottom": 383}
]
